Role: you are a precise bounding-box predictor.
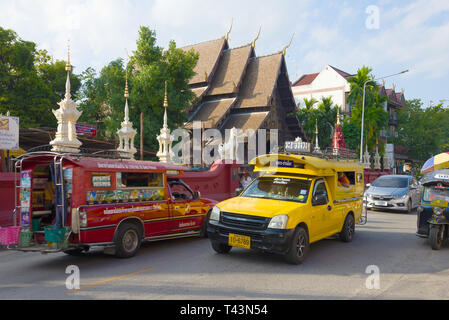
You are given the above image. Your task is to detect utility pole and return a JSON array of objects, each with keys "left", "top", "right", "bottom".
[{"left": 140, "top": 112, "right": 143, "bottom": 160}]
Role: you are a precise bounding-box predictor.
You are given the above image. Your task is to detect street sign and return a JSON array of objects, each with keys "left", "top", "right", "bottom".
[
  {"left": 0, "top": 116, "right": 19, "bottom": 150},
  {"left": 75, "top": 123, "right": 97, "bottom": 137}
]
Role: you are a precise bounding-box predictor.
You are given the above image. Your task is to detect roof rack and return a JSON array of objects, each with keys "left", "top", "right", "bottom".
[
  {"left": 16, "top": 145, "right": 134, "bottom": 161},
  {"left": 278, "top": 146, "right": 358, "bottom": 161}
]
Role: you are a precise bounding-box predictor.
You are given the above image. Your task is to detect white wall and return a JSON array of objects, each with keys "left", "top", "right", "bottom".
[{"left": 292, "top": 65, "right": 351, "bottom": 111}]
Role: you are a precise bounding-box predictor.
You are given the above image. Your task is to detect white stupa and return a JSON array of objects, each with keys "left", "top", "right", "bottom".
[
  {"left": 50, "top": 43, "right": 82, "bottom": 153},
  {"left": 156, "top": 82, "right": 174, "bottom": 163},
  {"left": 116, "top": 70, "right": 137, "bottom": 159}
]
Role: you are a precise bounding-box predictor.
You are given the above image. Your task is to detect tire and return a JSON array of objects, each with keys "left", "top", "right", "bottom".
[
  {"left": 340, "top": 214, "right": 355, "bottom": 243},
  {"left": 211, "top": 240, "right": 232, "bottom": 254},
  {"left": 114, "top": 223, "right": 142, "bottom": 258},
  {"left": 285, "top": 226, "right": 309, "bottom": 265},
  {"left": 407, "top": 199, "right": 412, "bottom": 213},
  {"left": 429, "top": 225, "right": 444, "bottom": 250},
  {"left": 200, "top": 211, "right": 211, "bottom": 238}
]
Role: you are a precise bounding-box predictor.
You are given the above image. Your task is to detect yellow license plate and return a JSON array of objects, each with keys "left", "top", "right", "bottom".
[{"left": 228, "top": 233, "right": 251, "bottom": 249}]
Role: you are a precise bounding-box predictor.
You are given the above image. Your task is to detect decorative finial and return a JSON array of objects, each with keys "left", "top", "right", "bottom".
[
  {"left": 163, "top": 81, "right": 168, "bottom": 108},
  {"left": 282, "top": 33, "right": 295, "bottom": 56},
  {"left": 205, "top": 71, "right": 208, "bottom": 82},
  {"left": 336, "top": 107, "right": 341, "bottom": 125},
  {"left": 252, "top": 27, "right": 261, "bottom": 49},
  {"left": 124, "top": 69, "right": 129, "bottom": 99},
  {"left": 225, "top": 18, "right": 233, "bottom": 41},
  {"left": 66, "top": 39, "right": 71, "bottom": 72}
]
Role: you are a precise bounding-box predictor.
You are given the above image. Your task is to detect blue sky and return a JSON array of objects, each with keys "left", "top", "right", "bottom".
[{"left": 1, "top": 0, "right": 448, "bottom": 107}]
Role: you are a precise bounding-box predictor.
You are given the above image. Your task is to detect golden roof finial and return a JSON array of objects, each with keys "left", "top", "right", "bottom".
[
  {"left": 225, "top": 18, "right": 233, "bottom": 41},
  {"left": 282, "top": 33, "right": 295, "bottom": 56},
  {"left": 66, "top": 39, "right": 71, "bottom": 72},
  {"left": 164, "top": 81, "right": 168, "bottom": 108},
  {"left": 251, "top": 27, "right": 261, "bottom": 49},
  {"left": 124, "top": 69, "right": 129, "bottom": 99}
]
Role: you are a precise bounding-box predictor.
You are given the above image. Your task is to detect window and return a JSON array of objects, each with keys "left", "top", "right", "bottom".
[
  {"left": 117, "top": 172, "right": 164, "bottom": 188},
  {"left": 169, "top": 181, "right": 194, "bottom": 201},
  {"left": 240, "top": 177, "right": 311, "bottom": 203},
  {"left": 337, "top": 172, "right": 355, "bottom": 188},
  {"left": 313, "top": 179, "right": 329, "bottom": 204}
]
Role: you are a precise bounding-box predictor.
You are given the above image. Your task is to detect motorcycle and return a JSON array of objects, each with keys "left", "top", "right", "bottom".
[{"left": 416, "top": 169, "right": 449, "bottom": 250}]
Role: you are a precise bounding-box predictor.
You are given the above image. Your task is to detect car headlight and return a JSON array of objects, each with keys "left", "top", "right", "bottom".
[
  {"left": 209, "top": 206, "right": 221, "bottom": 222},
  {"left": 433, "top": 206, "right": 444, "bottom": 216},
  {"left": 268, "top": 214, "right": 289, "bottom": 229}
]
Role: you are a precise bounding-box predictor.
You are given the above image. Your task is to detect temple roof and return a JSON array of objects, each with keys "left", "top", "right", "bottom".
[
  {"left": 234, "top": 53, "right": 283, "bottom": 109},
  {"left": 220, "top": 111, "right": 270, "bottom": 132},
  {"left": 181, "top": 37, "right": 227, "bottom": 85},
  {"left": 186, "top": 98, "right": 236, "bottom": 129},
  {"left": 207, "top": 44, "right": 253, "bottom": 96}
]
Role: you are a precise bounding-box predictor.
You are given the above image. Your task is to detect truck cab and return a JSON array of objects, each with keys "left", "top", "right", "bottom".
[{"left": 207, "top": 153, "right": 365, "bottom": 264}]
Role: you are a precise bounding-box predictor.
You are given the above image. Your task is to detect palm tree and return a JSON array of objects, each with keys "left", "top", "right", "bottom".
[{"left": 346, "top": 66, "right": 388, "bottom": 154}]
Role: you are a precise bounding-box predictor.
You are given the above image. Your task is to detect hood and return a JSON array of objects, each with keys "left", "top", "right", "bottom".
[
  {"left": 217, "top": 196, "right": 306, "bottom": 218},
  {"left": 366, "top": 186, "right": 409, "bottom": 197}
]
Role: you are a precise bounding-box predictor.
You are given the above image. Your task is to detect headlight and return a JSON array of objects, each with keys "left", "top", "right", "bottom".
[
  {"left": 268, "top": 214, "right": 289, "bottom": 229},
  {"left": 209, "top": 206, "right": 221, "bottom": 222},
  {"left": 433, "top": 206, "right": 444, "bottom": 216}
]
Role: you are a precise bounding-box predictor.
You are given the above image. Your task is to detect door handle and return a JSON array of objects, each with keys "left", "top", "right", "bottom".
[{"left": 327, "top": 205, "right": 332, "bottom": 211}]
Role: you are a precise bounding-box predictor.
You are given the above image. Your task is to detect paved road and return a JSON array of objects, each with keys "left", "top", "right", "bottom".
[{"left": 0, "top": 210, "right": 448, "bottom": 300}]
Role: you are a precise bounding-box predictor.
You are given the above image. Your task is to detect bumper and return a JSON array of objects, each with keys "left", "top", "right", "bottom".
[
  {"left": 364, "top": 197, "right": 410, "bottom": 211},
  {"left": 207, "top": 222, "right": 295, "bottom": 255}
]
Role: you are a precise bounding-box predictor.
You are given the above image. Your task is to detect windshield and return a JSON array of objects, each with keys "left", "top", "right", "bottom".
[
  {"left": 241, "top": 176, "right": 311, "bottom": 203},
  {"left": 423, "top": 185, "right": 449, "bottom": 202},
  {"left": 372, "top": 176, "right": 409, "bottom": 188}
]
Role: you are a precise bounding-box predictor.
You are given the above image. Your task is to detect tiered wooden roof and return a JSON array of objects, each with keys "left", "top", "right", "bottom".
[{"left": 182, "top": 35, "right": 305, "bottom": 144}]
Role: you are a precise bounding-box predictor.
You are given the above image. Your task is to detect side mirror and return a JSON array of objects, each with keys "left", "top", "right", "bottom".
[
  {"left": 312, "top": 194, "right": 328, "bottom": 206},
  {"left": 235, "top": 188, "right": 243, "bottom": 196},
  {"left": 194, "top": 191, "right": 201, "bottom": 199}
]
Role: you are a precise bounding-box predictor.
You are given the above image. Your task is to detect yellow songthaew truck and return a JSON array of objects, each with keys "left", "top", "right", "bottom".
[{"left": 207, "top": 153, "right": 365, "bottom": 264}]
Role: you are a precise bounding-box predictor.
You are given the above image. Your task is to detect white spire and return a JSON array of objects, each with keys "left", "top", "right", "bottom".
[
  {"left": 50, "top": 40, "right": 82, "bottom": 153},
  {"left": 117, "top": 67, "right": 137, "bottom": 159},
  {"left": 156, "top": 81, "right": 174, "bottom": 163}
]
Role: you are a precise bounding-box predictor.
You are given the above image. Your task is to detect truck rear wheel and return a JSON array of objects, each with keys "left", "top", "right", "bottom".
[
  {"left": 340, "top": 214, "right": 355, "bottom": 242},
  {"left": 115, "top": 223, "right": 142, "bottom": 258}
]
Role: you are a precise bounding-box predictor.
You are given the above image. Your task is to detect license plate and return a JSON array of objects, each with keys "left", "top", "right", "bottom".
[
  {"left": 228, "top": 233, "right": 251, "bottom": 249},
  {"left": 375, "top": 201, "right": 388, "bottom": 207}
]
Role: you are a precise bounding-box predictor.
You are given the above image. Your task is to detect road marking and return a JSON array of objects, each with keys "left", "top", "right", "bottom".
[{"left": 67, "top": 266, "right": 155, "bottom": 292}]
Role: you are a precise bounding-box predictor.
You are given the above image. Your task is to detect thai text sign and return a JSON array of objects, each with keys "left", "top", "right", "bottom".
[
  {"left": 0, "top": 116, "right": 19, "bottom": 150},
  {"left": 284, "top": 138, "right": 311, "bottom": 153}
]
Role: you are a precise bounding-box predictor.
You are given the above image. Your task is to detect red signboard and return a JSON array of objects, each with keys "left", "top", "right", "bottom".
[{"left": 76, "top": 123, "right": 97, "bottom": 137}]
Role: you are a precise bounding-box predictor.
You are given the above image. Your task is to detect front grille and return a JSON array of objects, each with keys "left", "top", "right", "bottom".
[
  {"left": 373, "top": 196, "right": 394, "bottom": 201},
  {"left": 220, "top": 212, "right": 270, "bottom": 231},
  {"left": 218, "top": 227, "right": 264, "bottom": 242}
]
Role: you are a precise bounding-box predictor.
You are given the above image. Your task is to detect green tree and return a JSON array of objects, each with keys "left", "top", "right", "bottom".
[
  {"left": 297, "top": 96, "right": 339, "bottom": 150},
  {"left": 0, "top": 28, "right": 81, "bottom": 128},
  {"left": 394, "top": 99, "right": 449, "bottom": 161},
  {"left": 79, "top": 26, "right": 198, "bottom": 154}
]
